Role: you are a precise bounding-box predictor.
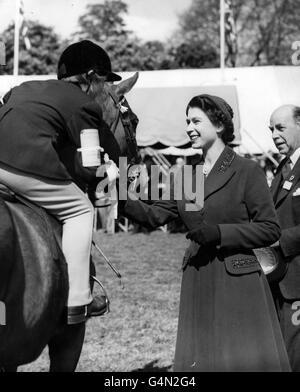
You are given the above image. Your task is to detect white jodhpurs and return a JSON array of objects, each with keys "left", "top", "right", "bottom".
[{"left": 0, "top": 165, "right": 94, "bottom": 307}]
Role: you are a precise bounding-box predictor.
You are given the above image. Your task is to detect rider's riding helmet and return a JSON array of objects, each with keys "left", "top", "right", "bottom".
[{"left": 57, "top": 40, "right": 122, "bottom": 82}]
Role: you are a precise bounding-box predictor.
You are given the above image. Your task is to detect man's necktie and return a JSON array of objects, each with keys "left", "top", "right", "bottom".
[
  {"left": 281, "top": 157, "right": 292, "bottom": 181},
  {"left": 273, "top": 157, "right": 292, "bottom": 201}
]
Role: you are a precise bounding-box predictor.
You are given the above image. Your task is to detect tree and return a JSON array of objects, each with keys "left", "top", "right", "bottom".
[
  {"left": 168, "top": 32, "right": 219, "bottom": 69},
  {"left": 75, "top": 0, "right": 130, "bottom": 43},
  {"left": 236, "top": 0, "right": 300, "bottom": 66},
  {"left": 174, "top": 0, "right": 300, "bottom": 67},
  {"left": 167, "top": 0, "right": 221, "bottom": 68},
  {"left": 136, "top": 41, "right": 174, "bottom": 70},
  {"left": 102, "top": 37, "right": 173, "bottom": 71},
  {"left": 74, "top": 0, "right": 172, "bottom": 72},
  {"left": 0, "top": 20, "right": 64, "bottom": 75}
]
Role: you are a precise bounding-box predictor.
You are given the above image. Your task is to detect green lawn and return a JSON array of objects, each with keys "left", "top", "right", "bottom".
[{"left": 19, "top": 231, "right": 188, "bottom": 372}]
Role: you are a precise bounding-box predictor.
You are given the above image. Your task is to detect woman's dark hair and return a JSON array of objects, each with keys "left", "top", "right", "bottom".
[{"left": 186, "top": 94, "right": 235, "bottom": 144}]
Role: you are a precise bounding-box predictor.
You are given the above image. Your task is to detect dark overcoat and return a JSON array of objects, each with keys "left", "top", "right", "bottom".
[
  {"left": 124, "top": 146, "right": 290, "bottom": 371},
  {"left": 0, "top": 80, "right": 120, "bottom": 186},
  {"left": 271, "top": 157, "right": 300, "bottom": 371},
  {"left": 271, "top": 158, "right": 300, "bottom": 299}
]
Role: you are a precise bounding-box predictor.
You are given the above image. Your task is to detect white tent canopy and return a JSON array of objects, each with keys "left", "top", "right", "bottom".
[
  {"left": 126, "top": 83, "right": 241, "bottom": 147},
  {"left": 124, "top": 66, "right": 300, "bottom": 154},
  {"left": 1, "top": 66, "right": 300, "bottom": 154}
]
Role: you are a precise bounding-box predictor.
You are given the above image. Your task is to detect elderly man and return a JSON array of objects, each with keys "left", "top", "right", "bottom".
[{"left": 269, "top": 104, "right": 300, "bottom": 371}]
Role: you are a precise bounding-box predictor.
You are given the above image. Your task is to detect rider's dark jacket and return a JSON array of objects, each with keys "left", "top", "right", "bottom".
[{"left": 0, "top": 79, "right": 120, "bottom": 184}]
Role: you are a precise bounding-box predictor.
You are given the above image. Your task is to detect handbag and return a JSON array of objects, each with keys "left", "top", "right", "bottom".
[{"left": 253, "top": 247, "right": 288, "bottom": 283}]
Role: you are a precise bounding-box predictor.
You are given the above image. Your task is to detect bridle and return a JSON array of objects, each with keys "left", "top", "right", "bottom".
[
  {"left": 83, "top": 71, "right": 140, "bottom": 165},
  {"left": 108, "top": 90, "right": 141, "bottom": 166}
]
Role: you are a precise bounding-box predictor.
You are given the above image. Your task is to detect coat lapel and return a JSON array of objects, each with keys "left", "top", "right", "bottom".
[
  {"left": 274, "top": 159, "right": 300, "bottom": 207},
  {"left": 204, "top": 146, "right": 236, "bottom": 200}
]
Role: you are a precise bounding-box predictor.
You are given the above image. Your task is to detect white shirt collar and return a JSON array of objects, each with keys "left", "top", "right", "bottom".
[{"left": 289, "top": 147, "right": 300, "bottom": 168}]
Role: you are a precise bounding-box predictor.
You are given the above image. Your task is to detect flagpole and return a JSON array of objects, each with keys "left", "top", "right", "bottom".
[
  {"left": 220, "top": 0, "right": 225, "bottom": 81},
  {"left": 13, "top": 0, "right": 21, "bottom": 76}
]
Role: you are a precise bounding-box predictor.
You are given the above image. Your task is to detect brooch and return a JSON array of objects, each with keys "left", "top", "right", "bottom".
[{"left": 217, "top": 150, "right": 235, "bottom": 173}]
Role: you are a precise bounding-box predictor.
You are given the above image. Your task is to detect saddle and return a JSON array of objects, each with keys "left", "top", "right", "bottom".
[
  {"left": 0, "top": 184, "right": 110, "bottom": 319},
  {"left": 0, "top": 188, "right": 15, "bottom": 300},
  {"left": 0, "top": 184, "right": 62, "bottom": 300}
]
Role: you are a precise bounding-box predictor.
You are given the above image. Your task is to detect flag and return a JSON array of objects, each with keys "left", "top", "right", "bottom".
[
  {"left": 0, "top": 41, "right": 5, "bottom": 65},
  {"left": 224, "top": 0, "right": 237, "bottom": 66},
  {"left": 19, "top": 0, "right": 31, "bottom": 50}
]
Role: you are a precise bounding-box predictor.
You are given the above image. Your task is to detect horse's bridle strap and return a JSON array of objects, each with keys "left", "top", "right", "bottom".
[{"left": 109, "top": 92, "right": 140, "bottom": 164}]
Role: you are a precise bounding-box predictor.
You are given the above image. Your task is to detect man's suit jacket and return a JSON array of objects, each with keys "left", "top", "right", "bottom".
[
  {"left": 271, "top": 158, "right": 300, "bottom": 299},
  {"left": 0, "top": 80, "right": 120, "bottom": 186}
]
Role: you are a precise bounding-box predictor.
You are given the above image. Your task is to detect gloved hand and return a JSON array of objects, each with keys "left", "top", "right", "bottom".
[{"left": 186, "top": 223, "right": 221, "bottom": 247}]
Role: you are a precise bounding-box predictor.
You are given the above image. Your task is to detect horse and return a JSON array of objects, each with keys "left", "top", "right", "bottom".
[{"left": 0, "top": 72, "right": 140, "bottom": 372}]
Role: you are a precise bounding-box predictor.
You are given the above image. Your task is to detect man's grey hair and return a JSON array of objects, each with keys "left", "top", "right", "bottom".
[{"left": 293, "top": 106, "right": 300, "bottom": 125}]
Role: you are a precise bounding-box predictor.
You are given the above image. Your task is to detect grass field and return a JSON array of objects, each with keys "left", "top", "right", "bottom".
[{"left": 19, "top": 231, "right": 188, "bottom": 372}]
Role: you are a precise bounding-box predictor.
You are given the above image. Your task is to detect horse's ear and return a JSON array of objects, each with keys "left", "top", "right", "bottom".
[{"left": 114, "top": 72, "right": 139, "bottom": 99}]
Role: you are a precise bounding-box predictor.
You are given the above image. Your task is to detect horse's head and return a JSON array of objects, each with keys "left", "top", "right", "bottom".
[
  {"left": 88, "top": 72, "right": 141, "bottom": 165},
  {"left": 64, "top": 72, "right": 140, "bottom": 192}
]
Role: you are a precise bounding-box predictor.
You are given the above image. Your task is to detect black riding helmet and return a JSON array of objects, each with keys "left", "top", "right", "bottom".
[{"left": 57, "top": 40, "right": 122, "bottom": 82}]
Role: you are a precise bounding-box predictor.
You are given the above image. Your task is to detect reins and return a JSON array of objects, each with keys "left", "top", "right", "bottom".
[{"left": 108, "top": 91, "right": 141, "bottom": 165}]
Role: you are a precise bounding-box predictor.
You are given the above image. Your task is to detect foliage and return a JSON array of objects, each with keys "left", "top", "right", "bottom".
[
  {"left": 175, "top": 0, "right": 300, "bottom": 66},
  {"left": 0, "top": 21, "right": 64, "bottom": 75},
  {"left": 100, "top": 37, "right": 173, "bottom": 72},
  {"left": 74, "top": 0, "right": 172, "bottom": 72},
  {"left": 168, "top": 33, "right": 219, "bottom": 69},
  {"left": 75, "top": 0, "right": 130, "bottom": 43},
  {"left": 177, "top": 0, "right": 220, "bottom": 49},
  {"left": 236, "top": 0, "right": 300, "bottom": 66},
  {"left": 1, "top": 0, "right": 299, "bottom": 75},
  {"left": 135, "top": 40, "right": 174, "bottom": 71}
]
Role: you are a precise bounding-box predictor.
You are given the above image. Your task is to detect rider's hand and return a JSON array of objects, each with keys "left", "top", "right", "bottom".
[
  {"left": 96, "top": 153, "right": 119, "bottom": 181},
  {"left": 104, "top": 153, "right": 120, "bottom": 181}
]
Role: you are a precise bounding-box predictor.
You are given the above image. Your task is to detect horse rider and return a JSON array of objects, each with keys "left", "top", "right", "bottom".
[{"left": 0, "top": 40, "right": 121, "bottom": 325}]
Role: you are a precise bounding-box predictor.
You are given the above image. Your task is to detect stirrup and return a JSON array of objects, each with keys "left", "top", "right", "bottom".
[
  {"left": 66, "top": 277, "right": 109, "bottom": 325},
  {"left": 90, "top": 275, "right": 110, "bottom": 316}
]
